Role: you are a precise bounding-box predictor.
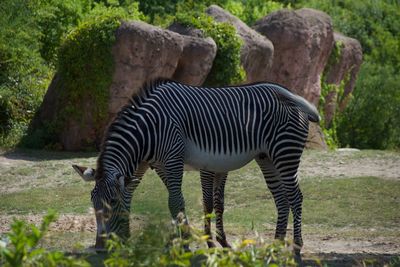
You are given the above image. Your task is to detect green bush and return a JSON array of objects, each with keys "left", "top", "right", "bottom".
[
  {"left": 0, "top": 0, "right": 53, "bottom": 147},
  {"left": 59, "top": 2, "right": 143, "bottom": 122},
  {"left": 0, "top": 213, "right": 297, "bottom": 267},
  {"left": 175, "top": 11, "right": 246, "bottom": 86},
  {"left": 105, "top": 221, "right": 296, "bottom": 267},
  {"left": 57, "top": 4, "right": 131, "bottom": 123},
  {"left": 337, "top": 62, "right": 400, "bottom": 149},
  {"left": 137, "top": 0, "right": 228, "bottom": 24},
  {"left": 35, "top": 0, "right": 92, "bottom": 65},
  {"left": 224, "top": 0, "right": 285, "bottom": 25}
]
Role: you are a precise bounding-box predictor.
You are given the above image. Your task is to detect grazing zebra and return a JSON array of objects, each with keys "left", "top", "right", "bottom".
[{"left": 73, "top": 79, "right": 319, "bottom": 255}]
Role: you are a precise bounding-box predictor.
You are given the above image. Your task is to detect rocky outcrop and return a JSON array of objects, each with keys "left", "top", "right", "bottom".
[
  {"left": 31, "top": 21, "right": 221, "bottom": 150},
  {"left": 253, "top": 8, "right": 336, "bottom": 150},
  {"left": 205, "top": 5, "right": 274, "bottom": 83},
  {"left": 167, "top": 22, "right": 218, "bottom": 85},
  {"left": 109, "top": 21, "right": 185, "bottom": 115},
  {"left": 306, "top": 122, "right": 328, "bottom": 150},
  {"left": 254, "top": 8, "right": 334, "bottom": 105},
  {"left": 168, "top": 22, "right": 205, "bottom": 38},
  {"left": 30, "top": 6, "right": 363, "bottom": 151},
  {"left": 172, "top": 36, "right": 217, "bottom": 86},
  {"left": 323, "top": 33, "right": 362, "bottom": 127}
]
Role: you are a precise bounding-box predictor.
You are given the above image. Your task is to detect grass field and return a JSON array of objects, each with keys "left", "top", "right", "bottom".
[{"left": 0, "top": 149, "right": 399, "bottom": 266}]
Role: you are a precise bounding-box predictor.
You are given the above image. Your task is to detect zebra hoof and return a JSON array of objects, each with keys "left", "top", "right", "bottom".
[
  {"left": 217, "top": 238, "right": 231, "bottom": 248},
  {"left": 294, "top": 252, "right": 302, "bottom": 266},
  {"left": 183, "top": 244, "right": 191, "bottom": 252},
  {"left": 87, "top": 245, "right": 107, "bottom": 254},
  {"left": 293, "top": 246, "right": 302, "bottom": 265},
  {"left": 207, "top": 240, "right": 216, "bottom": 248}
]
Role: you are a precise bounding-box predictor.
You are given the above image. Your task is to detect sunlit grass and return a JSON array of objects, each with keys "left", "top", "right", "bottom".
[
  {"left": 0, "top": 149, "right": 399, "bottom": 250},
  {"left": 1, "top": 172, "right": 399, "bottom": 231}
]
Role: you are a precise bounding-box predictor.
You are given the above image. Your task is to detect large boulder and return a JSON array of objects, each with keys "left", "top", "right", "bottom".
[
  {"left": 323, "top": 33, "right": 362, "bottom": 126},
  {"left": 253, "top": 8, "right": 334, "bottom": 105},
  {"left": 32, "top": 21, "right": 186, "bottom": 150},
  {"left": 109, "top": 21, "right": 185, "bottom": 115},
  {"left": 172, "top": 36, "right": 217, "bottom": 86},
  {"left": 168, "top": 21, "right": 205, "bottom": 38},
  {"left": 31, "top": 20, "right": 221, "bottom": 150},
  {"left": 306, "top": 122, "right": 328, "bottom": 150},
  {"left": 205, "top": 5, "right": 274, "bottom": 83},
  {"left": 167, "top": 22, "right": 218, "bottom": 85},
  {"left": 254, "top": 8, "right": 335, "bottom": 150}
]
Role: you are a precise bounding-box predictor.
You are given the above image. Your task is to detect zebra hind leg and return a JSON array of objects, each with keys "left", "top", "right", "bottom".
[
  {"left": 256, "top": 156, "right": 290, "bottom": 243},
  {"left": 200, "top": 170, "right": 216, "bottom": 248},
  {"left": 273, "top": 156, "right": 304, "bottom": 257},
  {"left": 213, "top": 172, "right": 230, "bottom": 248}
]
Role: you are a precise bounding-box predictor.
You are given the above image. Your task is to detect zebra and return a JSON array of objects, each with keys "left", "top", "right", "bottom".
[{"left": 73, "top": 79, "right": 319, "bottom": 255}]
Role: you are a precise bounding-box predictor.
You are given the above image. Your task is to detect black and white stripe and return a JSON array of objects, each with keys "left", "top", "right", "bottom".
[{"left": 90, "top": 79, "right": 319, "bottom": 252}]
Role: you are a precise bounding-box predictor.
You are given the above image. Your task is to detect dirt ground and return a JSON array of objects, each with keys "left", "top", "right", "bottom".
[
  {"left": 299, "top": 149, "right": 400, "bottom": 181},
  {"left": 0, "top": 149, "right": 399, "bottom": 266}
]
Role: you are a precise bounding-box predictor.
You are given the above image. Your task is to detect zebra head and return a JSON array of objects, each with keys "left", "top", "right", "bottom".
[{"left": 72, "top": 165, "right": 130, "bottom": 251}]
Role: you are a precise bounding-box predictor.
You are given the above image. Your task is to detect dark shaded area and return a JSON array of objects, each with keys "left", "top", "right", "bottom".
[
  {"left": 71, "top": 251, "right": 400, "bottom": 267},
  {"left": 0, "top": 148, "right": 97, "bottom": 162},
  {"left": 302, "top": 253, "right": 400, "bottom": 267}
]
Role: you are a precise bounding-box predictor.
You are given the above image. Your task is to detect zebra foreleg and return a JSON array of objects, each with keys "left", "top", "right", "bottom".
[
  {"left": 163, "top": 159, "right": 189, "bottom": 240},
  {"left": 200, "top": 170, "right": 216, "bottom": 248},
  {"left": 200, "top": 170, "right": 230, "bottom": 248}
]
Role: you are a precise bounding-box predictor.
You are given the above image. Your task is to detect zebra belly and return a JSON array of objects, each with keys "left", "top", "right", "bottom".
[{"left": 184, "top": 141, "right": 259, "bottom": 173}]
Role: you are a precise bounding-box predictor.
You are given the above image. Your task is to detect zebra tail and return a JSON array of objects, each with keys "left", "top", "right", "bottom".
[{"left": 273, "top": 85, "right": 321, "bottom": 123}]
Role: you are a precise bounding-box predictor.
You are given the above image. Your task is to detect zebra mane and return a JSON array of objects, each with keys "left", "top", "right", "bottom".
[{"left": 130, "top": 78, "right": 176, "bottom": 106}]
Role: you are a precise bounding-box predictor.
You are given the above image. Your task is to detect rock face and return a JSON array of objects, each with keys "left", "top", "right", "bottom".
[
  {"left": 306, "top": 122, "right": 328, "bottom": 150},
  {"left": 172, "top": 36, "right": 217, "bottom": 86},
  {"left": 205, "top": 5, "right": 274, "bottom": 83},
  {"left": 254, "top": 8, "right": 334, "bottom": 105},
  {"left": 167, "top": 22, "right": 218, "bottom": 85},
  {"left": 168, "top": 21, "right": 205, "bottom": 38},
  {"left": 323, "top": 33, "right": 362, "bottom": 127},
  {"left": 109, "top": 21, "right": 185, "bottom": 115},
  {"left": 31, "top": 21, "right": 220, "bottom": 150}
]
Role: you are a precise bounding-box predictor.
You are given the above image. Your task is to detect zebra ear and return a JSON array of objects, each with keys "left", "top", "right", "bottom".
[{"left": 72, "top": 165, "right": 96, "bottom": 182}]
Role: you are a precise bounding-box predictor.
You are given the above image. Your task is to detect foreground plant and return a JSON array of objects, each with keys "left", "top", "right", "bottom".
[
  {"left": 0, "top": 210, "right": 89, "bottom": 267},
  {"left": 105, "top": 221, "right": 297, "bottom": 267}
]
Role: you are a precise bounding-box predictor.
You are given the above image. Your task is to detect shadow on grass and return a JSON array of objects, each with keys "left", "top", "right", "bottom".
[
  {"left": 302, "top": 253, "right": 399, "bottom": 267},
  {"left": 70, "top": 252, "right": 400, "bottom": 267},
  {"left": 1, "top": 148, "right": 97, "bottom": 162}
]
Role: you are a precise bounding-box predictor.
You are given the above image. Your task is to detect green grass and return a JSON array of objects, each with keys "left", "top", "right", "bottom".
[
  {"left": 1, "top": 169, "right": 399, "bottom": 231},
  {"left": 303, "top": 177, "right": 400, "bottom": 228},
  {"left": 0, "top": 184, "right": 92, "bottom": 214},
  {"left": 1, "top": 149, "right": 399, "bottom": 248}
]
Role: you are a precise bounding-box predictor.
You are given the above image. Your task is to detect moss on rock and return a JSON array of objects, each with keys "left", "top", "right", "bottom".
[{"left": 175, "top": 12, "right": 246, "bottom": 86}]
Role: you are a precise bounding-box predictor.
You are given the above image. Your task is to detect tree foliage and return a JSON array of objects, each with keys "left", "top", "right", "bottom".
[{"left": 0, "top": 0, "right": 53, "bottom": 146}]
